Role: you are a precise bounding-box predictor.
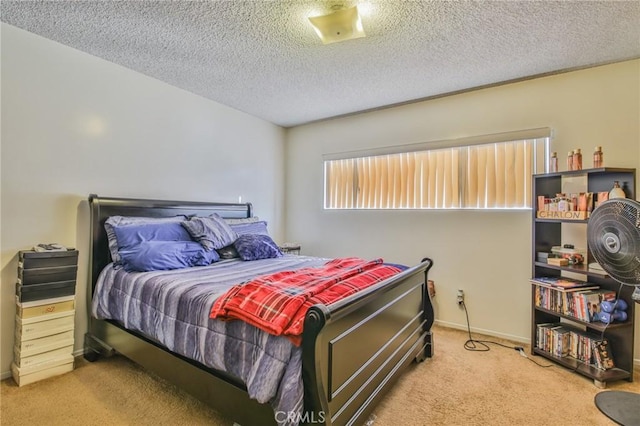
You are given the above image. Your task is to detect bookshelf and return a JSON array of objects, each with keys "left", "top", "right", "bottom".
[{"left": 531, "top": 167, "right": 636, "bottom": 387}]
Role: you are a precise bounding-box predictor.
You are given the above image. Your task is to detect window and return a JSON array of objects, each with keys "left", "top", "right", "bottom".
[{"left": 323, "top": 129, "right": 550, "bottom": 210}]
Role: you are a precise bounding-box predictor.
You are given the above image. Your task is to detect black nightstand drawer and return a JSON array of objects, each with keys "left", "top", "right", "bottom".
[
  {"left": 18, "top": 265, "right": 78, "bottom": 285},
  {"left": 16, "top": 280, "right": 76, "bottom": 303},
  {"left": 19, "top": 250, "right": 78, "bottom": 269}
]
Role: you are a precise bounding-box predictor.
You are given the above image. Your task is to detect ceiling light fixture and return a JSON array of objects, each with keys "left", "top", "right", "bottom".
[{"left": 308, "top": 5, "right": 366, "bottom": 45}]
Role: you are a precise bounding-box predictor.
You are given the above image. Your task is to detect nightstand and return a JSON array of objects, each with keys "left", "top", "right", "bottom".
[
  {"left": 279, "top": 243, "right": 301, "bottom": 255},
  {"left": 12, "top": 249, "right": 78, "bottom": 386}
]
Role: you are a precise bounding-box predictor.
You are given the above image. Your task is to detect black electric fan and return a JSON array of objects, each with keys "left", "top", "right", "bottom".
[{"left": 587, "top": 198, "right": 640, "bottom": 426}]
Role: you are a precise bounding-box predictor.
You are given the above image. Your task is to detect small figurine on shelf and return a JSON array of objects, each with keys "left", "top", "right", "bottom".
[
  {"left": 572, "top": 149, "right": 583, "bottom": 170},
  {"left": 567, "top": 151, "right": 574, "bottom": 171},
  {"left": 593, "top": 340, "right": 615, "bottom": 370},
  {"left": 593, "top": 146, "right": 603, "bottom": 168},
  {"left": 549, "top": 152, "right": 558, "bottom": 172}
]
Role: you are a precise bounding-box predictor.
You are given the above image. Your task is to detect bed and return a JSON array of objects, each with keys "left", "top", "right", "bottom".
[{"left": 84, "top": 194, "right": 435, "bottom": 426}]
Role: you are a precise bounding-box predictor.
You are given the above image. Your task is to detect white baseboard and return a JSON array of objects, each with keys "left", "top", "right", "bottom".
[
  {"left": 433, "top": 319, "right": 640, "bottom": 373},
  {"left": 434, "top": 319, "right": 530, "bottom": 345}
]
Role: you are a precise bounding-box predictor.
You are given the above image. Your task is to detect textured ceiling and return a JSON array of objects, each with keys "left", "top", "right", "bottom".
[{"left": 2, "top": 1, "right": 639, "bottom": 127}]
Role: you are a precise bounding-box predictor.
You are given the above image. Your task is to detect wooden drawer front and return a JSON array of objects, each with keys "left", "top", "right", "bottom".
[
  {"left": 14, "top": 345, "right": 73, "bottom": 368},
  {"left": 16, "top": 311, "right": 75, "bottom": 341},
  {"left": 16, "top": 281, "right": 76, "bottom": 303},
  {"left": 17, "top": 299, "right": 75, "bottom": 319},
  {"left": 19, "top": 250, "right": 78, "bottom": 269},
  {"left": 15, "top": 330, "right": 75, "bottom": 357},
  {"left": 11, "top": 356, "right": 74, "bottom": 386},
  {"left": 18, "top": 265, "right": 78, "bottom": 285}
]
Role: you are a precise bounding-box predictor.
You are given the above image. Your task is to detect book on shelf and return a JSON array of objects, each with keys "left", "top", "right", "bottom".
[
  {"left": 535, "top": 323, "right": 558, "bottom": 353},
  {"left": 531, "top": 276, "right": 598, "bottom": 291},
  {"left": 592, "top": 340, "right": 615, "bottom": 370},
  {"left": 553, "top": 327, "right": 571, "bottom": 358},
  {"left": 537, "top": 323, "right": 609, "bottom": 367},
  {"left": 532, "top": 281, "right": 618, "bottom": 322},
  {"left": 576, "top": 289, "right": 617, "bottom": 322},
  {"left": 535, "top": 323, "right": 573, "bottom": 358},
  {"left": 570, "top": 331, "right": 594, "bottom": 364},
  {"left": 588, "top": 262, "right": 608, "bottom": 276}
]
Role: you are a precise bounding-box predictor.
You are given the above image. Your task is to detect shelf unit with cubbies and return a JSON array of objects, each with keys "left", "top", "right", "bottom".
[{"left": 531, "top": 167, "right": 636, "bottom": 387}]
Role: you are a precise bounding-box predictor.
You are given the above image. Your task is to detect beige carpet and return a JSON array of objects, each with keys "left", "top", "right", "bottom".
[{"left": 2, "top": 325, "right": 638, "bottom": 425}]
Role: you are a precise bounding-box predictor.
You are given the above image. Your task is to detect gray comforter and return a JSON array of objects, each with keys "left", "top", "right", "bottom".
[{"left": 91, "top": 255, "right": 329, "bottom": 425}]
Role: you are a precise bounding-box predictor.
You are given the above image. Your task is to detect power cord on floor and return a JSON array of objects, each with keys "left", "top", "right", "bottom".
[{"left": 460, "top": 300, "right": 553, "bottom": 367}]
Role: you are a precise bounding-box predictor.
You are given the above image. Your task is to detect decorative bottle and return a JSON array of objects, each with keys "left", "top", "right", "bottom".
[
  {"left": 567, "top": 151, "right": 574, "bottom": 171},
  {"left": 593, "top": 146, "right": 603, "bottom": 168},
  {"left": 549, "top": 152, "right": 558, "bottom": 172},
  {"left": 572, "top": 149, "right": 582, "bottom": 170},
  {"left": 609, "top": 181, "right": 626, "bottom": 199}
]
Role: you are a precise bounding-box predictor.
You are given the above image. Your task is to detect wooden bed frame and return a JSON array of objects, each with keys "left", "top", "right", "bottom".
[{"left": 84, "top": 194, "right": 435, "bottom": 426}]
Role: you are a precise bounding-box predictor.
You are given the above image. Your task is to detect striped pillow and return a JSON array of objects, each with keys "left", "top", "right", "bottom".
[
  {"left": 224, "top": 216, "right": 261, "bottom": 225},
  {"left": 230, "top": 221, "right": 269, "bottom": 236},
  {"left": 182, "top": 214, "right": 238, "bottom": 251}
]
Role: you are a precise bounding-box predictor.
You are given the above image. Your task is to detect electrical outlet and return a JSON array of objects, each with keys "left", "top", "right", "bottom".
[{"left": 457, "top": 289, "right": 464, "bottom": 305}]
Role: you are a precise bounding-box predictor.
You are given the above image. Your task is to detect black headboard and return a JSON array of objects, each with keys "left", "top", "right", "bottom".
[{"left": 88, "top": 194, "right": 253, "bottom": 292}]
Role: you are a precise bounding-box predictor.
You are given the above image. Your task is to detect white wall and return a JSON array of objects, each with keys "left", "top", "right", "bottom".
[
  {"left": 2, "top": 22, "right": 638, "bottom": 380},
  {"left": 285, "top": 60, "right": 640, "bottom": 360},
  {"left": 0, "top": 24, "right": 286, "bottom": 377}
]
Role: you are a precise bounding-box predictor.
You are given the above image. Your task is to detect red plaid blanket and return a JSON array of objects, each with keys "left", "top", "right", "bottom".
[{"left": 209, "top": 257, "right": 401, "bottom": 345}]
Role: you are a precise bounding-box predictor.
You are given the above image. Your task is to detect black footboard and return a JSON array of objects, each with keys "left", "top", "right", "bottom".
[{"left": 302, "top": 258, "right": 434, "bottom": 426}]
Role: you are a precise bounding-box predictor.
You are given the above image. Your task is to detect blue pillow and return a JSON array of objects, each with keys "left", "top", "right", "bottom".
[
  {"left": 105, "top": 215, "right": 186, "bottom": 264},
  {"left": 113, "top": 222, "right": 193, "bottom": 249},
  {"left": 118, "top": 241, "right": 220, "bottom": 272},
  {"left": 230, "top": 221, "right": 269, "bottom": 236},
  {"left": 233, "top": 234, "right": 283, "bottom": 261},
  {"left": 182, "top": 214, "right": 238, "bottom": 251}
]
